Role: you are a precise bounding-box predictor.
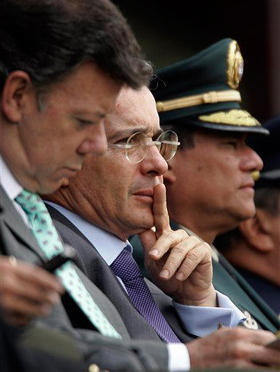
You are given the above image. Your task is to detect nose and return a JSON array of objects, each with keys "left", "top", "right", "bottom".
[
  {"left": 241, "top": 146, "right": 263, "bottom": 172},
  {"left": 77, "top": 121, "right": 108, "bottom": 156},
  {"left": 140, "top": 144, "right": 168, "bottom": 176}
]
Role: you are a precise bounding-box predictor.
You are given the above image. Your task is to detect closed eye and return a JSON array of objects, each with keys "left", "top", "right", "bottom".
[
  {"left": 77, "top": 118, "right": 95, "bottom": 127},
  {"left": 114, "top": 137, "right": 129, "bottom": 144},
  {"left": 222, "top": 140, "right": 239, "bottom": 149}
]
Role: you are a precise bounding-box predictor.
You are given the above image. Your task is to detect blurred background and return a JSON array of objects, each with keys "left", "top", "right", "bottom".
[{"left": 113, "top": 0, "right": 280, "bottom": 122}]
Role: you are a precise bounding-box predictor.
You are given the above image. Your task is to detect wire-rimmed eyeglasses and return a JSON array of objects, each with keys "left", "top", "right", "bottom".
[{"left": 109, "top": 130, "right": 180, "bottom": 163}]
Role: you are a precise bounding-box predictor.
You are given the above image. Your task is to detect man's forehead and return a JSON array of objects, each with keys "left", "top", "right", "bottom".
[
  {"left": 117, "top": 85, "right": 152, "bottom": 104},
  {"left": 105, "top": 110, "right": 152, "bottom": 135},
  {"left": 105, "top": 87, "right": 160, "bottom": 138},
  {"left": 106, "top": 120, "right": 161, "bottom": 143}
]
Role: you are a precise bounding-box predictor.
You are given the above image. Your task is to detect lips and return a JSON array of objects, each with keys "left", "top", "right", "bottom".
[
  {"left": 239, "top": 181, "right": 255, "bottom": 195},
  {"left": 240, "top": 181, "right": 254, "bottom": 189},
  {"left": 134, "top": 189, "right": 154, "bottom": 197},
  {"left": 62, "top": 166, "right": 82, "bottom": 178},
  {"left": 133, "top": 189, "right": 154, "bottom": 203}
]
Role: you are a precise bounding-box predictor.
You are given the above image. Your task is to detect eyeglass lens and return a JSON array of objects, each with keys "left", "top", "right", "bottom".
[
  {"left": 126, "top": 130, "right": 179, "bottom": 163},
  {"left": 156, "top": 130, "right": 178, "bottom": 161}
]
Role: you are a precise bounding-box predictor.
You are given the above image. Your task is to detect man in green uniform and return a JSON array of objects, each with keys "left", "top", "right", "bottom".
[
  {"left": 132, "top": 38, "right": 280, "bottom": 332},
  {"left": 215, "top": 115, "right": 280, "bottom": 318}
]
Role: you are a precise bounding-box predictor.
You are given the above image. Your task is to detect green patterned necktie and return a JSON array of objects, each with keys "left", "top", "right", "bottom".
[{"left": 15, "top": 189, "right": 121, "bottom": 339}]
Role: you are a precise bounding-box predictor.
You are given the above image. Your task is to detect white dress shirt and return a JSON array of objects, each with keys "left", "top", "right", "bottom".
[
  {"left": 0, "top": 156, "right": 26, "bottom": 222},
  {"left": 46, "top": 202, "right": 245, "bottom": 371}
]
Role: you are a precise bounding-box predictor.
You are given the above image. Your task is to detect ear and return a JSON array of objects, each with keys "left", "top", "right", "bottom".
[
  {"left": 239, "top": 210, "right": 274, "bottom": 253},
  {"left": 1, "top": 71, "right": 33, "bottom": 123},
  {"left": 163, "top": 161, "right": 176, "bottom": 184}
]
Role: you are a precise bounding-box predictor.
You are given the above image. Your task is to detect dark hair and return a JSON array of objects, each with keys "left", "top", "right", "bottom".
[
  {"left": 0, "top": 0, "right": 152, "bottom": 92},
  {"left": 254, "top": 187, "right": 280, "bottom": 217},
  {"left": 214, "top": 227, "right": 241, "bottom": 253}
]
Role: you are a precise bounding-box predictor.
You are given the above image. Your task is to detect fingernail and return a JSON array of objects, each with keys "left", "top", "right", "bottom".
[
  {"left": 149, "top": 249, "right": 159, "bottom": 257},
  {"left": 176, "top": 272, "right": 184, "bottom": 281},
  {"left": 160, "top": 269, "right": 169, "bottom": 279}
]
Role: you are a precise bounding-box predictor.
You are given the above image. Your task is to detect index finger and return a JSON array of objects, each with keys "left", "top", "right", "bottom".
[{"left": 153, "top": 183, "right": 170, "bottom": 237}]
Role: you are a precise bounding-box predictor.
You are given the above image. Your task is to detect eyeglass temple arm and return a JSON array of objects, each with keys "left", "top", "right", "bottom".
[{"left": 110, "top": 140, "right": 180, "bottom": 150}]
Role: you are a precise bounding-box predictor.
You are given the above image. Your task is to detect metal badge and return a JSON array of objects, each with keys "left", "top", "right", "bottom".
[
  {"left": 227, "top": 40, "right": 244, "bottom": 89},
  {"left": 243, "top": 310, "right": 258, "bottom": 330}
]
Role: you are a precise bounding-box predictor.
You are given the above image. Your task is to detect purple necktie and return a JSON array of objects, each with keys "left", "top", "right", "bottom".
[{"left": 110, "top": 248, "right": 180, "bottom": 343}]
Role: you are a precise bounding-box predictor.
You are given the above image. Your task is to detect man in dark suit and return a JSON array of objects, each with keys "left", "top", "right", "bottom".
[
  {"left": 0, "top": 0, "right": 153, "bottom": 370},
  {"left": 215, "top": 116, "right": 280, "bottom": 317},
  {"left": 46, "top": 85, "right": 280, "bottom": 370},
  {"left": 136, "top": 38, "right": 280, "bottom": 333}
]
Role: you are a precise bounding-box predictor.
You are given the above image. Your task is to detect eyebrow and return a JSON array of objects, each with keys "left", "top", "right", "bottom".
[
  {"left": 110, "top": 127, "right": 163, "bottom": 142},
  {"left": 219, "top": 132, "right": 246, "bottom": 140},
  {"left": 72, "top": 110, "right": 106, "bottom": 120},
  {"left": 154, "top": 129, "right": 163, "bottom": 138}
]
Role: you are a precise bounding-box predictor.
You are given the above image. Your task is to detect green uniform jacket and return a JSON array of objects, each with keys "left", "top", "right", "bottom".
[{"left": 130, "top": 222, "right": 280, "bottom": 333}]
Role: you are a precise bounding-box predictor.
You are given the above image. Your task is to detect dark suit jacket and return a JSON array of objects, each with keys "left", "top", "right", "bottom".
[
  {"left": 10, "top": 321, "right": 88, "bottom": 372},
  {"left": 0, "top": 185, "right": 170, "bottom": 371},
  {"left": 0, "top": 314, "right": 26, "bottom": 372},
  {"left": 131, "top": 224, "right": 280, "bottom": 333}
]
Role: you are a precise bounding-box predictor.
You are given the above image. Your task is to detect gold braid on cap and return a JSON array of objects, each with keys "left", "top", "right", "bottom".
[
  {"left": 199, "top": 109, "right": 261, "bottom": 126},
  {"left": 156, "top": 90, "right": 241, "bottom": 112}
]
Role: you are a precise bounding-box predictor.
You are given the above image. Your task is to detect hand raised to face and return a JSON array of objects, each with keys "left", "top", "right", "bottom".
[{"left": 140, "top": 183, "right": 216, "bottom": 306}]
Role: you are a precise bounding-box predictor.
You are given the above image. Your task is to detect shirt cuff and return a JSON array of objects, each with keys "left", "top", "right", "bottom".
[
  {"left": 167, "top": 343, "right": 190, "bottom": 371},
  {"left": 173, "top": 290, "right": 245, "bottom": 337}
]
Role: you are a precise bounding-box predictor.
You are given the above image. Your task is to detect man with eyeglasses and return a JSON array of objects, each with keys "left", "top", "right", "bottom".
[{"left": 44, "top": 86, "right": 280, "bottom": 371}]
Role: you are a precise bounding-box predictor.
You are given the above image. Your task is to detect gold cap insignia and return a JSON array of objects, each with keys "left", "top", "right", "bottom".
[
  {"left": 227, "top": 40, "right": 244, "bottom": 89},
  {"left": 199, "top": 109, "right": 260, "bottom": 126}
]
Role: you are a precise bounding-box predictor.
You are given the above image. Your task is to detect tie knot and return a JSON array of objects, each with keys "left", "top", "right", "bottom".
[
  {"left": 111, "top": 248, "right": 143, "bottom": 283},
  {"left": 15, "top": 190, "right": 48, "bottom": 215}
]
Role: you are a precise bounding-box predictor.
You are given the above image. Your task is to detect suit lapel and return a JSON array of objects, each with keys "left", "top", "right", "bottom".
[
  {"left": 48, "top": 205, "right": 162, "bottom": 341},
  {"left": 71, "top": 264, "right": 131, "bottom": 340},
  {"left": 0, "top": 185, "right": 46, "bottom": 261}
]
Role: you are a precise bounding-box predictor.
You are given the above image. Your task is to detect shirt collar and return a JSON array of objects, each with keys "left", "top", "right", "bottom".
[
  {"left": 45, "top": 201, "right": 131, "bottom": 265},
  {"left": 0, "top": 155, "right": 23, "bottom": 200}
]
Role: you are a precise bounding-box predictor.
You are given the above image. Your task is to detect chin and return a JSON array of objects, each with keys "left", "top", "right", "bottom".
[
  {"left": 38, "top": 179, "right": 63, "bottom": 195},
  {"left": 132, "top": 215, "right": 154, "bottom": 232},
  {"left": 237, "top": 206, "right": 256, "bottom": 221}
]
